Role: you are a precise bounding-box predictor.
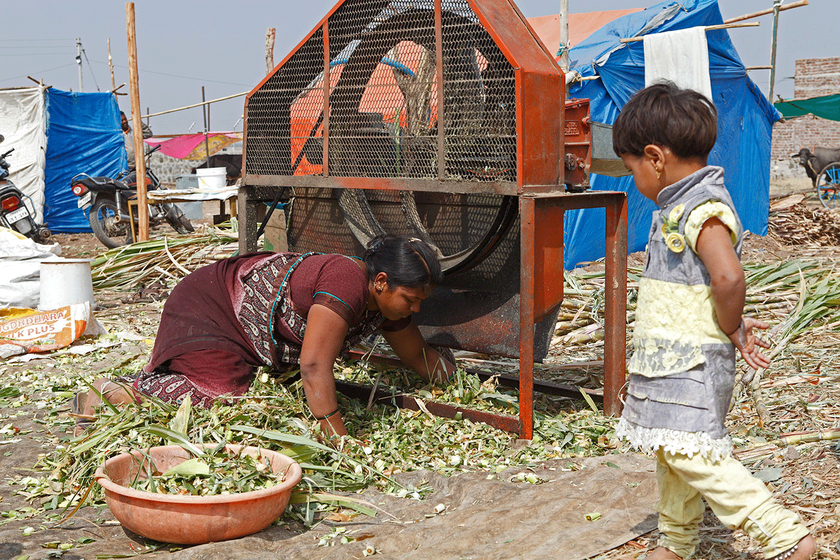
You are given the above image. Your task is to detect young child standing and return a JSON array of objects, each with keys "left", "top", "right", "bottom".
[{"left": 612, "top": 82, "right": 815, "bottom": 560}]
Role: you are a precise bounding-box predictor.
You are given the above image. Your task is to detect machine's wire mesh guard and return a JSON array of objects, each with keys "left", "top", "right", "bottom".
[
  {"left": 245, "top": 0, "right": 517, "bottom": 183},
  {"left": 287, "top": 188, "right": 519, "bottom": 284}
]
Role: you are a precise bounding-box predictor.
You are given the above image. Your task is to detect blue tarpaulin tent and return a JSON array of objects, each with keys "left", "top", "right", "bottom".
[
  {"left": 564, "top": 0, "right": 780, "bottom": 269},
  {"left": 43, "top": 89, "right": 126, "bottom": 232}
]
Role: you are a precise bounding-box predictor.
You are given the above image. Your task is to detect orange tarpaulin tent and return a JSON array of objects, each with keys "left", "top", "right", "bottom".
[{"left": 528, "top": 9, "right": 644, "bottom": 58}]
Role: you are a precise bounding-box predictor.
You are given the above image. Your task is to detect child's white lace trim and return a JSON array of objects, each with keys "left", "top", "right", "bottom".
[{"left": 616, "top": 418, "right": 733, "bottom": 461}]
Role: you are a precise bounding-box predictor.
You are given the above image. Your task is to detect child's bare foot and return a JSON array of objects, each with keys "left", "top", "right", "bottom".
[
  {"left": 773, "top": 535, "right": 815, "bottom": 559},
  {"left": 646, "top": 547, "right": 682, "bottom": 560}
]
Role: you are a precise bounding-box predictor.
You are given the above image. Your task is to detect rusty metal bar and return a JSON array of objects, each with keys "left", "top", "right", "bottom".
[
  {"left": 603, "top": 192, "right": 628, "bottom": 416},
  {"left": 334, "top": 380, "right": 520, "bottom": 432},
  {"left": 237, "top": 185, "right": 259, "bottom": 255},
  {"left": 244, "top": 173, "right": 519, "bottom": 195},
  {"left": 322, "top": 18, "right": 330, "bottom": 177},
  {"left": 519, "top": 197, "right": 536, "bottom": 439},
  {"left": 346, "top": 350, "right": 604, "bottom": 402},
  {"left": 434, "top": 0, "right": 445, "bottom": 181}
]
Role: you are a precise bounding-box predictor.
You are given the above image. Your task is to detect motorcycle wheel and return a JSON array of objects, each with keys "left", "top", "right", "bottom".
[
  {"left": 162, "top": 204, "right": 195, "bottom": 235},
  {"left": 34, "top": 226, "right": 51, "bottom": 244},
  {"left": 90, "top": 197, "right": 133, "bottom": 248}
]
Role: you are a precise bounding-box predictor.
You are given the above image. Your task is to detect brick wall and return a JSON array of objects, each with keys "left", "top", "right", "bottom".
[
  {"left": 770, "top": 57, "right": 840, "bottom": 178},
  {"left": 794, "top": 57, "right": 840, "bottom": 98}
]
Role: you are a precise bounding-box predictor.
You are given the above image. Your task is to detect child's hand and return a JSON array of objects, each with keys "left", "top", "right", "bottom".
[{"left": 728, "top": 316, "right": 771, "bottom": 370}]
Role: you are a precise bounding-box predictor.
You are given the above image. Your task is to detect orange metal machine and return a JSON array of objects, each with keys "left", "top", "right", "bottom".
[{"left": 238, "top": 0, "right": 627, "bottom": 439}]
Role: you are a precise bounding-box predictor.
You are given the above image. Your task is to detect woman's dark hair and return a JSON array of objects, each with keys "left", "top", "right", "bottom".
[
  {"left": 362, "top": 234, "right": 443, "bottom": 289},
  {"left": 612, "top": 81, "right": 718, "bottom": 160}
]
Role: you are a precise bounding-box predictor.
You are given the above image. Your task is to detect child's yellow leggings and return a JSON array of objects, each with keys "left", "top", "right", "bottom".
[{"left": 655, "top": 448, "right": 809, "bottom": 559}]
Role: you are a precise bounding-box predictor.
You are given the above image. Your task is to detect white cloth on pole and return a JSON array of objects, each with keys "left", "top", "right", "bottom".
[{"left": 643, "top": 27, "right": 713, "bottom": 101}]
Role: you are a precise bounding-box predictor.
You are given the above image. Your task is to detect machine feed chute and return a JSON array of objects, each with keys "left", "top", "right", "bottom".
[{"left": 240, "top": 0, "right": 627, "bottom": 439}]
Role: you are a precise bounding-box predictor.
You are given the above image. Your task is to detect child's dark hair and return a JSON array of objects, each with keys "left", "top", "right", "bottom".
[
  {"left": 362, "top": 234, "right": 443, "bottom": 289},
  {"left": 612, "top": 81, "right": 717, "bottom": 160}
]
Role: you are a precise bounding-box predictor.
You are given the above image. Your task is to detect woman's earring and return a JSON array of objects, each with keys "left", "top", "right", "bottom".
[{"left": 655, "top": 169, "right": 662, "bottom": 179}]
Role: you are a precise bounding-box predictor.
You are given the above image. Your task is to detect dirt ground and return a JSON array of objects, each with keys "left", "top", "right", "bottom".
[{"left": 2, "top": 186, "right": 840, "bottom": 559}]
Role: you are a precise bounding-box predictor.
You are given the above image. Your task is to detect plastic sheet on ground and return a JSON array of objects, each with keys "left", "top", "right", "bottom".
[
  {"left": 0, "top": 229, "right": 61, "bottom": 309},
  {"left": 162, "top": 454, "right": 658, "bottom": 560}
]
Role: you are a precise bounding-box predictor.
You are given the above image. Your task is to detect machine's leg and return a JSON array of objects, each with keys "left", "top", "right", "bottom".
[
  {"left": 237, "top": 186, "right": 259, "bottom": 254},
  {"left": 518, "top": 198, "right": 536, "bottom": 440},
  {"left": 603, "top": 194, "right": 628, "bottom": 416}
]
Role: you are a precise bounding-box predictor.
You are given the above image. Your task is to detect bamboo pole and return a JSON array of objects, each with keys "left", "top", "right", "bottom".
[
  {"left": 142, "top": 91, "right": 248, "bottom": 119},
  {"left": 558, "top": 0, "right": 569, "bottom": 72},
  {"left": 724, "top": 0, "right": 808, "bottom": 24},
  {"left": 126, "top": 2, "right": 148, "bottom": 242},
  {"left": 775, "top": 429, "right": 840, "bottom": 446},
  {"left": 108, "top": 38, "right": 115, "bottom": 91},
  {"left": 769, "top": 0, "right": 782, "bottom": 102},
  {"left": 265, "top": 27, "right": 276, "bottom": 74},
  {"left": 26, "top": 76, "right": 52, "bottom": 89},
  {"left": 619, "top": 22, "right": 759, "bottom": 43}
]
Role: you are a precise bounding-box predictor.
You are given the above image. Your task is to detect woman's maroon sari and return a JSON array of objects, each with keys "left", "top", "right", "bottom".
[{"left": 132, "top": 253, "right": 404, "bottom": 408}]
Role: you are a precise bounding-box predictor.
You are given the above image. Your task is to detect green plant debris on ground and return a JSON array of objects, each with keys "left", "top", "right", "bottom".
[
  {"left": 3, "top": 250, "right": 840, "bottom": 550},
  {"left": 129, "top": 444, "right": 287, "bottom": 496},
  {"left": 32, "top": 358, "right": 619, "bottom": 528}
]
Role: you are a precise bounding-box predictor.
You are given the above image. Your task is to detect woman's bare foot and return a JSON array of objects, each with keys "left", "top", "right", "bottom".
[
  {"left": 646, "top": 547, "right": 682, "bottom": 560},
  {"left": 777, "top": 535, "right": 816, "bottom": 559},
  {"left": 82, "top": 378, "right": 136, "bottom": 416},
  {"left": 72, "top": 379, "right": 137, "bottom": 436}
]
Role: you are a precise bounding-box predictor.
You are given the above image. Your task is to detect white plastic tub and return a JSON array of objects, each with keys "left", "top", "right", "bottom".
[
  {"left": 39, "top": 258, "right": 94, "bottom": 310},
  {"left": 195, "top": 167, "right": 227, "bottom": 190}
]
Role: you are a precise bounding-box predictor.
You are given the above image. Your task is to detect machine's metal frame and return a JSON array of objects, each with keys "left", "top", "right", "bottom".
[{"left": 239, "top": 0, "right": 627, "bottom": 439}]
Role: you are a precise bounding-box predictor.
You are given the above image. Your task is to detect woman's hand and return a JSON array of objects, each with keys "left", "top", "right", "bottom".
[
  {"left": 299, "top": 304, "right": 350, "bottom": 437},
  {"left": 728, "top": 316, "right": 772, "bottom": 370},
  {"left": 382, "top": 321, "right": 456, "bottom": 383}
]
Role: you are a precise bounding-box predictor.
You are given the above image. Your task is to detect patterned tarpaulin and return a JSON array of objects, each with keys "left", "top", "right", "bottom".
[{"left": 145, "top": 132, "right": 242, "bottom": 160}]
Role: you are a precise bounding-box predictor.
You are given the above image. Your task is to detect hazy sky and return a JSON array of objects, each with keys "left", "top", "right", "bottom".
[{"left": 0, "top": 1, "right": 832, "bottom": 135}]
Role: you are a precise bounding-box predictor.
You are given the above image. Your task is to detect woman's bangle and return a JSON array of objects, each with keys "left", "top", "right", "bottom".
[
  {"left": 725, "top": 319, "right": 744, "bottom": 337},
  {"left": 314, "top": 408, "right": 339, "bottom": 421}
]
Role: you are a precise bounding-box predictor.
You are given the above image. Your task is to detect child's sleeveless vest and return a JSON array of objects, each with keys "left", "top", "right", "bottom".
[{"left": 618, "top": 166, "right": 744, "bottom": 460}]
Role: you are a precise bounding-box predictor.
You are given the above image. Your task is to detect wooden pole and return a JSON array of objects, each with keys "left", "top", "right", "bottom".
[
  {"left": 265, "top": 27, "right": 276, "bottom": 74},
  {"left": 202, "top": 86, "right": 211, "bottom": 166},
  {"left": 724, "top": 0, "right": 808, "bottom": 24},
  {"left": 126, "top": 2, "right": 148, "bottom": 241},
  {"left": 558, "top": 0, "right": 569, "bottom": 72},
  {"left": 769, "top": 0, "right": 782, "bottom": 103},
  {"left": 619, "top": 21, "right": 759, "bottom": 43},
  {"left": 143, "top": 91, "right": 248, "bottom": 118},
  {"left": 108, "top": 38, "right": 116, "bottom": 91}
]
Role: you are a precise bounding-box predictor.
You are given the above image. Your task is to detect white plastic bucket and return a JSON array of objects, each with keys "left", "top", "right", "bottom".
[
  {"left": 195, "top": 167, "right": 227, "bottom": 190},
  {"left": 39, "top": 258, "right": 95, "bottom": 310}
]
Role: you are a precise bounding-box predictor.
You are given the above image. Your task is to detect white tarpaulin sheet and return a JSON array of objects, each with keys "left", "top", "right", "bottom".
[
  {"left": 0, "top": 229, "right": 61, "bottom": 309},
  {"left": 146, "top": 186, "right": 238, "bottom": 202},
  {"left": 0, "top": 87, "right": 47, "bottom": 222}
]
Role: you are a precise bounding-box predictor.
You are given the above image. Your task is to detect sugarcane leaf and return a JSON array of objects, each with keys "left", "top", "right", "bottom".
[
  {"left": 290, "top": 491, "right": 378, "bottom": 518},
  {"left": 578, "top": 388, "right": 600, "bottom": 414},
  {"left": 169, "top": 395, "right": 191, "bottom": 436},
  {"left": 162, "top": 458, "right": 209, "bottom": 477},
  {"left": 139, "top": 426, "right": 205, "bottom": 457},
  {"left": 229, "top": 425, "right": 334, "bottom": 453}
]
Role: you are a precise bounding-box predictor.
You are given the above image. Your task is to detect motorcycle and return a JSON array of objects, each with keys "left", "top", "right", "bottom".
[
  {"left": 71, "top": 144, "right": 194, "bottom": 248},
  {"left": 0, "top": 134, "right": 52, "bottom": 243}
]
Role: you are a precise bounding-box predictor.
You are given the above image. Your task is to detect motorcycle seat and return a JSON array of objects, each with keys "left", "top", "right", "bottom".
[{"left": 75, "top": 176, "right": 131, "bottom": 191}]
